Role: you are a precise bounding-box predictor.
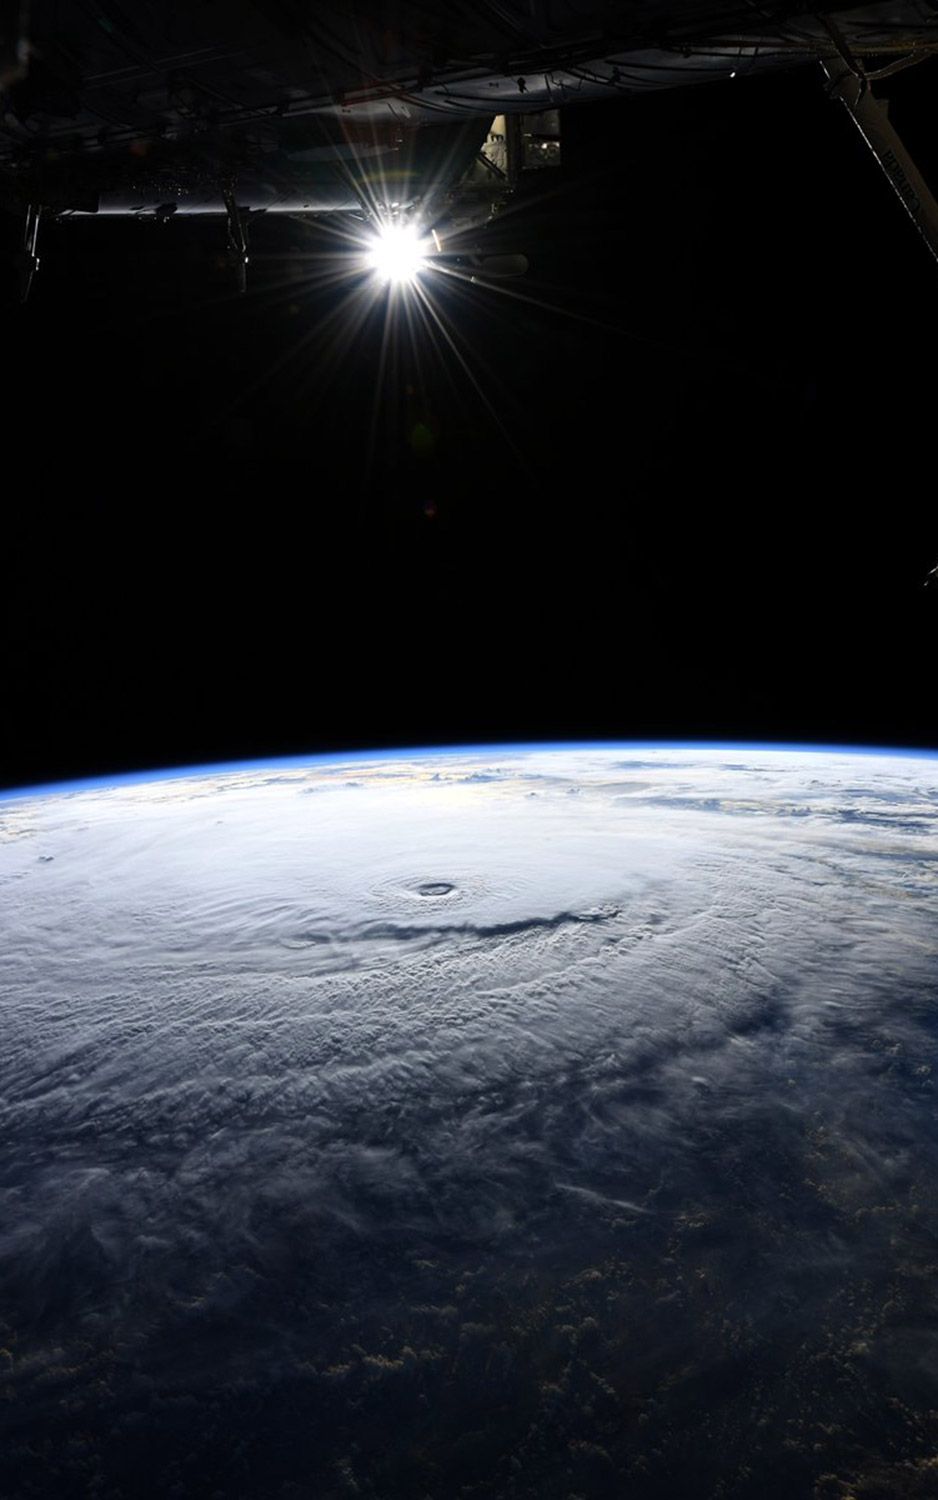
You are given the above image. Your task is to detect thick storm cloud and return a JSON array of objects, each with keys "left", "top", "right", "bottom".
[{"left": 2, "top": 748, "right": 938, "bottom": 1498}]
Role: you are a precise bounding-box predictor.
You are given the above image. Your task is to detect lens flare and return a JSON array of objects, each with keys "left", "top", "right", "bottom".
[{"left": 366, "top": 223, "right": 426, "bottom": 285}]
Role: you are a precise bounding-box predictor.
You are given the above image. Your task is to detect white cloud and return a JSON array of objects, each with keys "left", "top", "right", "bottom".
[{"left": 2, "top": 747, "right": 938, "bottom": 1493}]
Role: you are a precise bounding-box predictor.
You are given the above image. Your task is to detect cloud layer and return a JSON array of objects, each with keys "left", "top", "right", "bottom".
[{"left": 2, "top": 748, "right": 938, "bottom": 1498}]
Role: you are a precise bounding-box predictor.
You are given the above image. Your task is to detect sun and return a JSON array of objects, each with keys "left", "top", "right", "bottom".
[{"left": 365, "top": 222, "right": 427, "bottom": 286}]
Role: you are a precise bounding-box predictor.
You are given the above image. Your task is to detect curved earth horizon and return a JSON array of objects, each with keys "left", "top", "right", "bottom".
[{"left": 3, "top": 743, "right": 938, "bottom": 1498}]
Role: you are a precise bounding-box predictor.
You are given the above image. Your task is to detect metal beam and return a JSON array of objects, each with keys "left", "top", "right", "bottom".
[{"left": 820, "top": 42, "right": 938, "bottom": 266}]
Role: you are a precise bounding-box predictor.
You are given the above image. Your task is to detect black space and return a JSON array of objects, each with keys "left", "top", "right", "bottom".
[{"left": 3, "top": 62, "right": 936, "bottom": 790}]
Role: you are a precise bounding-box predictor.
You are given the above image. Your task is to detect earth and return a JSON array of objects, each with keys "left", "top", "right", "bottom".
[{"left": 2, "top": 744, "right": 938, "bottom": 1500}]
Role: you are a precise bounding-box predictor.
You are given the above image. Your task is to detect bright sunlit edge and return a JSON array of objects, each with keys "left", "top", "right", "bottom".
[{"left": 3, "top": 741, "right": 938, "bottom": 803}]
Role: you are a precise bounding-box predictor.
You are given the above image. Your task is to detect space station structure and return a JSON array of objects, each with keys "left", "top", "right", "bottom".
[{"left": 2, "top": 0, "right": 938, "bottom": 298}]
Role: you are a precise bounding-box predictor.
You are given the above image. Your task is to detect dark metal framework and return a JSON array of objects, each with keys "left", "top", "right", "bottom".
[{"left": 3, "top": 0, "right": 938, "bottom": 295}]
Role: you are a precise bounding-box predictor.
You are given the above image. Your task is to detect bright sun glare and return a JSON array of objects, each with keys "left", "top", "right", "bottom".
[{"left": 365, "top": 223, "right": 427, "bottom": 285}]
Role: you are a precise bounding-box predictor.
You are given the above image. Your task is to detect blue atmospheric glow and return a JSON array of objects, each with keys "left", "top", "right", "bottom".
[{"left": 1, "top": 739, "right": 937, "bottom": 805}]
